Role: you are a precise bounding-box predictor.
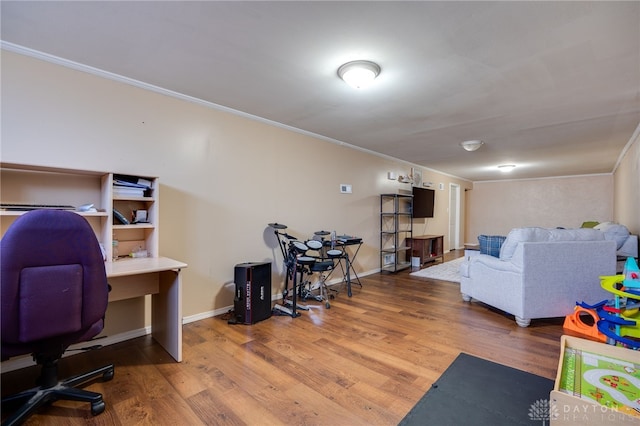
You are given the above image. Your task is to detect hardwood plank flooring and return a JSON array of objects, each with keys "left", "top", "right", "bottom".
[{"left": 2, "top": 251, "right": 565, "bottom": 425}]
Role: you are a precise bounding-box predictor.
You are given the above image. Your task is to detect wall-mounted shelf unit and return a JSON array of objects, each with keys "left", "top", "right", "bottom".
[
  {"left": 111, "top": 173, "right": 158, "bottom": 260},
  {"left": 380, "top": 193, "right": 413, "bottom": 273}
]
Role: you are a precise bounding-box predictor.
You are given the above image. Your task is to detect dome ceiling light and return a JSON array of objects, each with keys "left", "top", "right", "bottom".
[
  {"left": 337, "top": 60, "right": 381, "bottom": 89},
  {"left": 460, "top": 140, "right": 484, "bottom": 152},
  {"left": 498, "top": 164, "right": 516, "bottom": 172}
]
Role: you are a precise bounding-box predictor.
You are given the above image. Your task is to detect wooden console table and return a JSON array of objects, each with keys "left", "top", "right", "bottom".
[{"left": 407, "top": 235, "right": 444, "bottom": 266}]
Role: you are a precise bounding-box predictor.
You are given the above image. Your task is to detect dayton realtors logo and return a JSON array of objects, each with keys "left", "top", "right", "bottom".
[
  {"left": 528, "top": 399, "right": 558, "bottom": 425},
  {"left": 529, "top": 398, "right": 640, "bottom": 425}
]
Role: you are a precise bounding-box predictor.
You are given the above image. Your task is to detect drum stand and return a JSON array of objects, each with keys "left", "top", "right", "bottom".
[
  {"left": 269, "top": 223, "right": 312, "bottom": 317},
  {"left": 296, "top": 236, "right": 336, "bottom": 308},
  {"left": 299, "top": 262, "right": 334, "bottom": 309},
  {"left": 269, "top": 223, "right": 298, "bottom": 317},
  {"left": 273, "top": 253, "right": 303, "bottom": 317}
]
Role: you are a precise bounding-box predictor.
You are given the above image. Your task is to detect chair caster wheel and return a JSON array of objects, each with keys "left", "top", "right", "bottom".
[
  {"left": 325, "top": 302, "right": 331, "bottom": 309},
  {"left": 103, "top": 368, "right": 114, "bottom": 381},
  {"left": 91, "top": 400, "right": 106, "bottom": 416}
]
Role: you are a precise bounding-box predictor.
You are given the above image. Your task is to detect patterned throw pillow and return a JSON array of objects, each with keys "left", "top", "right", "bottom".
[{"left": 477, "top": 235, "right": 507, "bottom": 257}]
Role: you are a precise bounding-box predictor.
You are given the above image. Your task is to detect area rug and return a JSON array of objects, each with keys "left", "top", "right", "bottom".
[
  {"left": 399, "top": 352, "right": 554, "bottom": 426},
  {"left": 409, "top": 256, "right": 464, "bottom": 282}
]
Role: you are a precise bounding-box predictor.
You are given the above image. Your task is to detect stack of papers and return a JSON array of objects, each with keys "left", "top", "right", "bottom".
[{"left": 113, "top": 174, "right": 152, "bottom": 197}]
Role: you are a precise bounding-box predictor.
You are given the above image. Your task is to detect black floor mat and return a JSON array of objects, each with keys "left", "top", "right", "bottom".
[{"left": 399, "top": 352, "right": 554, "bottom": 426}]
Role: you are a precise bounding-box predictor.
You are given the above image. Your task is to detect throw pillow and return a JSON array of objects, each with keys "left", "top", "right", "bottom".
[
  {"left": 477, "top": 235, "right": 506, "bottom": 257},
  {"left": 581, "top": 221, "right": 599, "bottom": 228}
]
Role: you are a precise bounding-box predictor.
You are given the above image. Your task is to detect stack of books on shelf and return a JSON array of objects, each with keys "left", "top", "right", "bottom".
[{"left": 113, "top": 174, "right": 152, "bottom": 198}]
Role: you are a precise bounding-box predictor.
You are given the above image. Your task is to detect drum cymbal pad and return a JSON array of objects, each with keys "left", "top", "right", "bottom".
[{"left": 269, "top": 222, "right": 288, "bottom": 229}]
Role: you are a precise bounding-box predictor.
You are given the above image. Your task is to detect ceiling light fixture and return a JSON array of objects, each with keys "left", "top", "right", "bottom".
[
  {"left": 460, "top": 140, "right": 484, "bottom": 152},
  {"left": 498, "top": 164, "right": 516, "bottom": 172},
  {"left": 337, "top": 60, "right": 381, "bottom": 89}
]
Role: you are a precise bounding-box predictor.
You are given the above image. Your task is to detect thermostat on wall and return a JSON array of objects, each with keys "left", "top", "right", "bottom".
[{"left": 340, "top": 184, "right": 352, "bottom": 194}]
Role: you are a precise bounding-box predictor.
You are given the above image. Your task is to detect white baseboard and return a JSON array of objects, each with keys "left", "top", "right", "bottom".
[
  {"left": 2, "top": 269, "right": 379, "bottom": 373},
  {"left": 183, "top": 308, "right": 224, "bottom": 324},
  {"left": 185, "top": 268, "right": 378, "bottom": 323},
  {"left": 1, "top": 327, "right": 151, "bottom": 373}
]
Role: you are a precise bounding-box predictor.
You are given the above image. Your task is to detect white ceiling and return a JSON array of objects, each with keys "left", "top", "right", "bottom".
[{"left": 2, "top": 1, "right": 639, "bottom": 181}]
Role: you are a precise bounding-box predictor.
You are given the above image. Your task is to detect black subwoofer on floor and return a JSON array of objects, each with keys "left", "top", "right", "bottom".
[{"left": 232, "top": 262, "right": 272, "bottom": 324}]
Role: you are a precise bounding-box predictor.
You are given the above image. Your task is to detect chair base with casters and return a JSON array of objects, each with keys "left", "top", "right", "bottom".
[{"left": 1, "top": 349, "right": 115, "bottom": 426}]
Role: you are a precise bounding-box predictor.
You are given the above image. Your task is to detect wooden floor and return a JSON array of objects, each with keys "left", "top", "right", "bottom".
[{"left": 2, "top": 251, "right": 565, "bottom": 425}]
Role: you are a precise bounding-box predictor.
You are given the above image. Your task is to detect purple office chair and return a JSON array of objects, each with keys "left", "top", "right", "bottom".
[{"left": 1, "top": 210, "right": 114, "bottom": 425}]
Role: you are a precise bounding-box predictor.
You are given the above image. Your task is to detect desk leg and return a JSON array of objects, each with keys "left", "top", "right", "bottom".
[{"left": 152, "top": 269, "right": 183, "bottom": 362}]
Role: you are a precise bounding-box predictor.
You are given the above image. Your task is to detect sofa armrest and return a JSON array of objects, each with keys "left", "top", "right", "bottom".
[
  {"left": 462, "top": 253, "right": 521, "bottom": 277},
  {"left": 618, "top": 235, "right": 638, "bottom": 258}
]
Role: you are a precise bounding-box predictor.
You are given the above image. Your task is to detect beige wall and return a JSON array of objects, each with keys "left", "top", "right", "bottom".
[
  {"left": 465, "top": 126, "right": 639, "bottom": 241},
  {"left": 4, "top": 50, "right": 636, "bottom": 339},
  {"left": 465, "top": 174, "right": 614, "bottom": 239},
  {"left": 1, "top": 51, "right": 471, "bottom": 335},
  {"left": 613, "top": 128, "right": 640, "bottom": 236}
]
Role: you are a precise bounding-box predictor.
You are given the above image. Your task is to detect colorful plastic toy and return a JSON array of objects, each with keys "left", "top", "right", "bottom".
[
  {"left": 623, "top": 256, "right": 640, "bottom": 289},
  {"left": 563, "top": 304, "right": 607, "bottom": 342},
  {"left": 563, "top": 257, "right": 640, "bottom": 350}
]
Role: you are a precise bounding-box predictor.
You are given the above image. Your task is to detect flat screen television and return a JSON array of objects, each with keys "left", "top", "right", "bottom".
[{"left": 412, "top": 187, "right": 435, "bottom": 218}]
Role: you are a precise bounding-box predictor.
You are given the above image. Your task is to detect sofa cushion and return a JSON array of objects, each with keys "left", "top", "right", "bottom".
[
  {"left": 546, "top": 228, "right": 604, "bottom": 242},
  {"left": 499, "top": 227, "right": 604, "bottom": 260},
  {"left": 477, "top": 235, "right": 506, "bottom": 257},
  {"left": 499, "top": 228, "right": 547, "bottom": 260}
]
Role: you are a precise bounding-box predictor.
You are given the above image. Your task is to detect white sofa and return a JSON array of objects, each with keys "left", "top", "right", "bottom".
[{"left": 460, "top": 228, "right": 617, "bottom": 327}]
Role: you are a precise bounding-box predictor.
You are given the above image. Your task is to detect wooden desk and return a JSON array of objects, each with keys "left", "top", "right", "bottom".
[
  {"left": 105, "top": 257, "right": 187, "bottom": 362},
  {"left": 407, "top": 235, "right": 444, "bottom": 266}
]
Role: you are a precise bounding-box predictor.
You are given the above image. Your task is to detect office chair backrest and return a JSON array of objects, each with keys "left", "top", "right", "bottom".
[{"left": 1, "top": 209, "right": 109, "bottom": 360}]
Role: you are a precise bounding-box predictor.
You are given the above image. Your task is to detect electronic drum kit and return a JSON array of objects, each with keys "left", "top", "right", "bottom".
[{"left": 269, "top": 223, "right": 345, "bottom": 316}]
